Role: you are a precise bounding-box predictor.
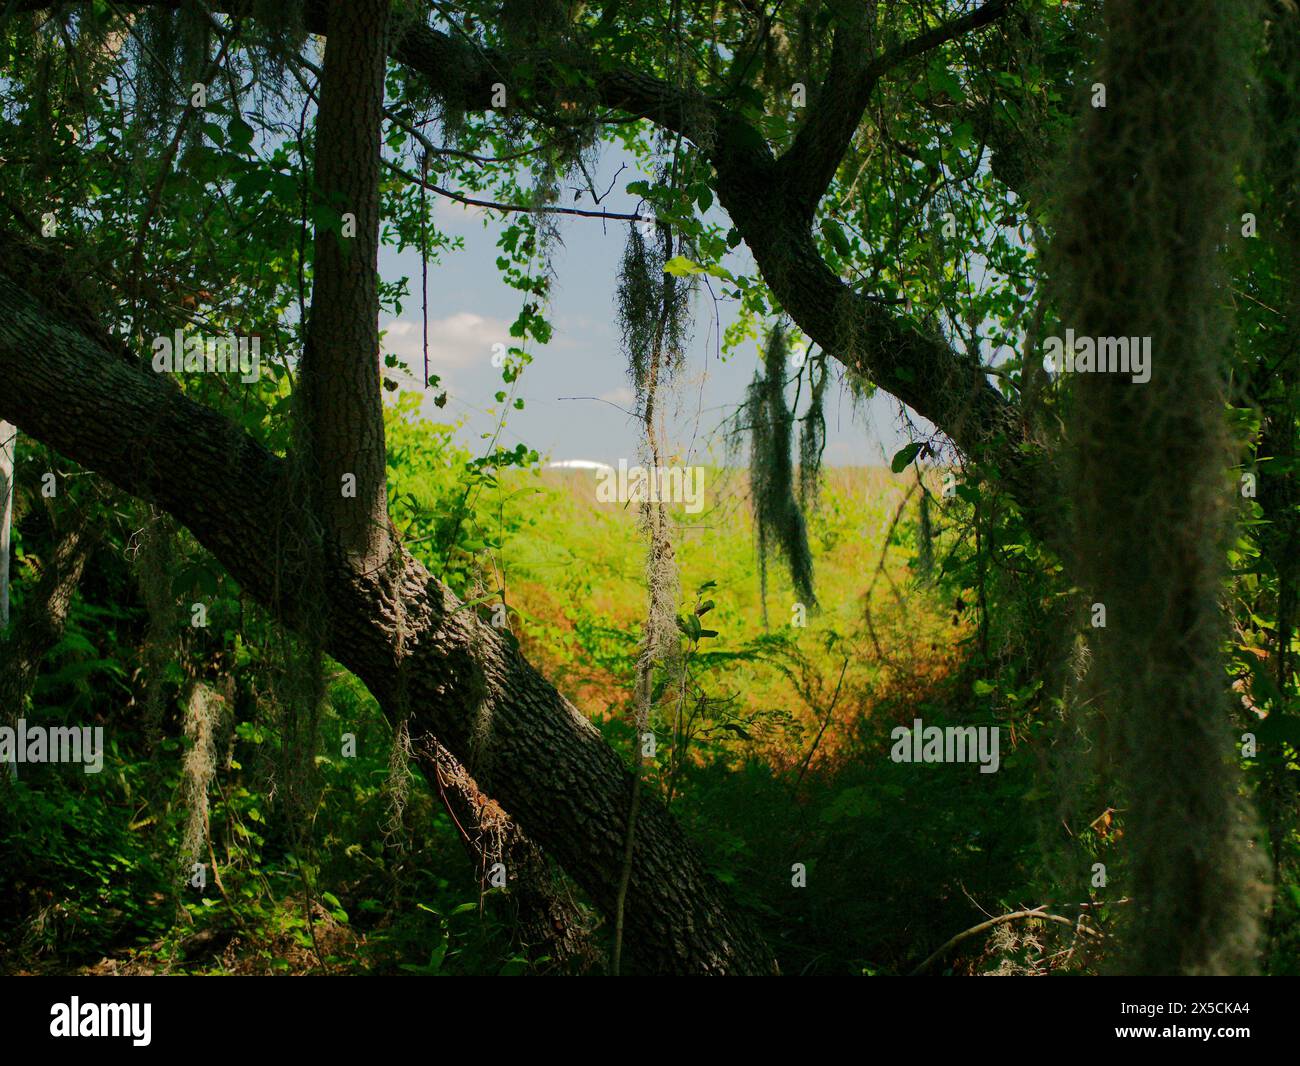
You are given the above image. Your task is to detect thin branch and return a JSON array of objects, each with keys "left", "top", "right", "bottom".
[
  {"left": 384, "top": 159, "right": 642, "bottom": 222},
  {"left": 779, "top": 0, "right": 1016, "bottom": 217},
  {"left": 910, "top": 906, "right": 1103, "bottom": 976}
]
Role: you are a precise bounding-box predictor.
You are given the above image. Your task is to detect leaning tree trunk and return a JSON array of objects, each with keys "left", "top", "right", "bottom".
[
  {"left": 0, "top": 0, "right": 775, "bottom": 972},
  {"left": 0, "top": 243, "right": 775, "bottom": 979}
]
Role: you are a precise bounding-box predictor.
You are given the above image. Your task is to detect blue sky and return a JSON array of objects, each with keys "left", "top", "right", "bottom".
[{"left": 377, "top": 144, "right": 922, "bottom": 470}]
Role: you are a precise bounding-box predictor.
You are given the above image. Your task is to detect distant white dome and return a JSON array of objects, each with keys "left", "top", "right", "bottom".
[{"left": 546, "top": 459, "right": 615, "bottom": 473}]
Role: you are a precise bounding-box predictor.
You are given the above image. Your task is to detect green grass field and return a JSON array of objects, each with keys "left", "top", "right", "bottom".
[{"left": 476, "top": 464, "right": 965, "bottom": 773}]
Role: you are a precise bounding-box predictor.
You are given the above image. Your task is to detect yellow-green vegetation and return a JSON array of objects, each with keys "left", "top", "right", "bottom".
[{"left": 484, "top": 465, "right": 963, "bottom": 773}]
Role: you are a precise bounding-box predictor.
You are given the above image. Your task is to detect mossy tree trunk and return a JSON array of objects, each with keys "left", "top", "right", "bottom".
[{"left": 1053, "top": 0, "right": 1267, "bottom": 975}]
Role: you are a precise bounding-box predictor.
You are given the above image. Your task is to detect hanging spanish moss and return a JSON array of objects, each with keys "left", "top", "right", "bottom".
[
  {"left": 178, "top": 681, "right": 227, "bottom": 886},
  {"left": 616, "top": 224, "right": 693, "bottom": 409},
  {"left": 611, "top": 214, "right": 688, "bottom": 974},
  {"left": 501, "top": 0, "right": 579, "bottom": 48},
  {"left": 616, "top": 227, "right": 658, "bottom": 399},
  {"left": 917, "top": 478, "right": 934, "bottom": 578},
  {"left": 130, "top": 3, "right": 211, "bottom": 135},
  {"left": 265, "top": 443, "right": 330, "bottom": 826},
  {"left": 245, "top": 0, "right": 308, "bottom": 87},
  {"left": 797, "top": 350, "right": 828, "bottom": 512},
  {"left": 381, "top": 716, "right": 415, "bottom": 850},
  {"left": 131, "top": 505, "right": 179, "bottom": 745},
  {"left": 736, "top": 324, "right": 817, "bottom": 610}
]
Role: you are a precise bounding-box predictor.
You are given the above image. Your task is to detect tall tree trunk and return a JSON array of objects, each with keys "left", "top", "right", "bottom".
[
  {"left": 298, "top": 0, "right": 392, "bottom": 575},
  {"left": 290, "top": 0, "right": 598, "bottom": 970},
  {"left": 1053, "top": 0, "right": 1267, "bottom": 974}
]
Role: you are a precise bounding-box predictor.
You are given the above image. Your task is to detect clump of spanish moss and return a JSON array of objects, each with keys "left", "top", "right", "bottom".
[
  {"left": 251, "top": 411, "right": 331, "bottom": 826},
  {"left": 616, "top": 225, "right": 693, "bottom": 407},
  {"left": 1049, "top": 0, "right": 1268, "bottom": 974},
  {"left": 610, "top": 202, "right": 693, "bottom": 972},
  {"left": 381, "top": 716, "right": 414, "bottom": 850},
  {"left": 267, "top": 500, "right": 329, "bottom": 824},
  {"left": 178, "top": 682, "right": 227, "bottom": 882},
  {"left": 248, "top": 0, "right": 308, "bottom": 83},
  {"left": 265, "top": 625, "right": 327, "bottom": 823},
  {"left": 501, "top": 0, "right": 580, "bottom": 48},
  {"left": 797, "top": 351, "right": 828, "bottom": 511},
  {"left": 736, "top": 325, "right": 817, "bottom": 610},
  {"left": 635, "top": 453, "right": 682, "bottom": 709},
  {"left": 616, "top": 228, "right": 660, "bottom": 398},
  {"left": 19, "top": 12, "right": 117, "bottom": 175},
  {"left": 916, "top": 479, "right": 934, "bottom": 578},
  {"left": 131, "top": 3, "right": 212, "bottom": 134}
]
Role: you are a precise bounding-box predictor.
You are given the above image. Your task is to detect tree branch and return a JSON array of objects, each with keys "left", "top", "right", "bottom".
[
  {"left": 778, "top": 0, "right": 1017, "bottom": 221},
  {"left": 909, "top": 905, "right": 1102, "bottom": 976}
]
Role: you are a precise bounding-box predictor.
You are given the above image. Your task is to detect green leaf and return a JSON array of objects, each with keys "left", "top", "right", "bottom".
[
  {"left": 820, "top": 218, "right": 852, "bottom": 258},
  {"left": 664, "top": 255, "right": 703, "bottom": 277},
  {"left": 227, "top": 116, "right": 255, "bottom": 152},
  {"left": 891, "top": 442, "right": 922, "bottom": 473},
  {"left": 662, "top": 255, "right": 734, "bottom": 282}
]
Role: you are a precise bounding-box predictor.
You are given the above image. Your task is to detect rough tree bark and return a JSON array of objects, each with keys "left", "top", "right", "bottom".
[
  {"left": 298, "top": 0, "right": 393, "bottom": 574},
  {"left": 289, "top": 0, "right": 598, "bottom": 969}
]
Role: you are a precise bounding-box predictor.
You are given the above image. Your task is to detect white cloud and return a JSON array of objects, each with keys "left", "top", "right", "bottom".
[
  {"left": 431, "top": 196, "right": 492, "bottom": 226},
  {"left": 599, "top": 386, "right": 635, "bottom": 407},
  {"left": 381, "top": 312, "right": 511, "bottom": 371}
]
